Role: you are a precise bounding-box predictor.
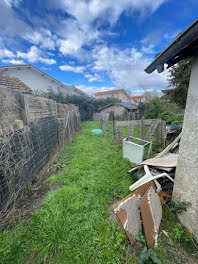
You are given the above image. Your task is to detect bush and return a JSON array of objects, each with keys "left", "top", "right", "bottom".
[{"left": 159, "top": 111, "right": 184, "bottom": 125}]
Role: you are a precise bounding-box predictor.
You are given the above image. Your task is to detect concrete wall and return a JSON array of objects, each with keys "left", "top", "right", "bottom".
[
  {"left": 99, "top": 105, "right": 127, "bottom": 120},
  {"left": 173, "top": 53, "right": 198, "bottom": 241},
  {"left": 0, "top": 67, "right": 83, "bottom": 96},
  {"left": 92, "top": 112, "right": 109, "bottom": 121}
]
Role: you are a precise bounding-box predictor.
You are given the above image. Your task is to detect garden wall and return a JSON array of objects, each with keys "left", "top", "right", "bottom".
[{"left": 0, "top": 87, "right": 80, "bottom": 214}]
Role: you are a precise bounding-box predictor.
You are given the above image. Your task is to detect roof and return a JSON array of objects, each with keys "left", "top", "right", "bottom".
[
  {"left": 99, "top": 102, "right": 137, "bottom": 111},
  {"left": 94, "top": 89, "right": 129, "bottom": 96},
  {"left": 119, "top": 103, "right": 136, "bottom": 109},
  {"left": 145, "top": 19, "right": 198, "bottom": 74},
  {"left": 0, "top": 64, "right": 87, "bottom": 96},
  {"left": 0, "top": 75, "right": 32, "bottom": 93},
  {"left": 132, "top": 95, "right": 144, "bottom": 99}
]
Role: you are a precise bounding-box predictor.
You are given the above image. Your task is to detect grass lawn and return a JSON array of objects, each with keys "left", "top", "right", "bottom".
[
  {"left": 0, "top": 121, "right": 135, "bottom": 264},
  {"left": 1, "top": 121, "right": 197, "bottom": 264}
]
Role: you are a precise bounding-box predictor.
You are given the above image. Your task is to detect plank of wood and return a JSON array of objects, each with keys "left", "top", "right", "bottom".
[
  {"left": 155, "top": 133, "right": 181, "bottom": 158},
  {"left": 141, "top": 153, "right": 178, "bottom": 168}
]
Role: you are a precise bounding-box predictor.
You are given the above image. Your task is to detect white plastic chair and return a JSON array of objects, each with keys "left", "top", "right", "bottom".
[{"left": 129, "top": 165, "right": 174, "bottom": 193}]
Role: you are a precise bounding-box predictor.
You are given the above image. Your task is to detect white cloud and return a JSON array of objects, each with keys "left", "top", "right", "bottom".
[
  {"left": 39, "top": 58, "right": 56, "bottom": 65},
  {"left": 0, "top": 48, "right": 14, "bottom": 58},
  {"left": 91, "top": 45, "right": 167, "bottom": 91},
  {"left": 84, "top": 73, "right": 102, "bottom": 82},
  {"left": 17, "top": 46, "right": 56, "bottom": 64},
  {"left": 2, "top": 59, "right": 24, "bottom": 64},
  {"left": 3, "top": 0, "right": 21, "bottom": 7},
  {"left": 17, "top": 46, "right": 40, "bottom": 63},
  {"left": 53, "top": 0, "right": 167, "bottom": 58},
  {"left": 59, "top": 64, "right": 85, "bottom": 73},
  {"left": 52, "top": 0, "right": 167, "bottom": 27},
  {"left": 141, "top": 44, "right": 155, "bottom": 54},
  {"left": 77, "top": 84, "right": 119, "bottom": 95},
  {"left": 24, "top": 29, "right": 56, "bottom": 50}
]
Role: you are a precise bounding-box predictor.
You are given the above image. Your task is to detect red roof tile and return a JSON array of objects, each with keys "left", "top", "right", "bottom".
[{"left": 94, "top": 89, "right": 125, "bottom": 95}]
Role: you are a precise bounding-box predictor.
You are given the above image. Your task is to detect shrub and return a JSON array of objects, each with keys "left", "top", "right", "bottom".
[{"left": 159, "top": 111, "right": 184, "bottom": 125}]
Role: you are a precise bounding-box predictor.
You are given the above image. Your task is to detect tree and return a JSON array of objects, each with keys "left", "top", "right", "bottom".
[{"left": 165, "top": 58, "right": 192, "bottom": 108}]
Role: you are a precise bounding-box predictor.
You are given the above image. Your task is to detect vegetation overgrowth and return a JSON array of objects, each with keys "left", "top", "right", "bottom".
[
  {"left": 35, "top": 90, "right": 120, "bottom": 120},
  {"left": 0, "top": 121, "right": 197, "bottom": 264},
  {"left": 0, "top": 121, "right": 134, "bottom": 264}
]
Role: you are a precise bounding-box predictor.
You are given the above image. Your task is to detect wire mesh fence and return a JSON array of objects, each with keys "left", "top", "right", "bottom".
[{"left": 0, "top": 88, "right": 80, "bottom": 216}]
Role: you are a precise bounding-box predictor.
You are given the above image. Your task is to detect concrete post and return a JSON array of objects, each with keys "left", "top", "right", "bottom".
[
  {"left": 172, "top": 53, "right": 198, "bottom": 241},
  {"left": 140, "top": 117, "right": 145, "bottom": 140},
  {"left": 117, "top": 126, "right": 122, "bottom": 145}
]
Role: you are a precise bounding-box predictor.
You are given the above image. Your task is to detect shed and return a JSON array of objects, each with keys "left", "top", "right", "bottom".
[
  {"left": 99, "top": 103, "right": 137, "bottom": 120},
  {"left": 145, "top": 18, "right": 198, "bottom": 241}
]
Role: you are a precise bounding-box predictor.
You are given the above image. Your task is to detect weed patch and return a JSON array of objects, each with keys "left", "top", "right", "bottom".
[{"left": 0, "top": 121, "right": 134, "bottom": 264}]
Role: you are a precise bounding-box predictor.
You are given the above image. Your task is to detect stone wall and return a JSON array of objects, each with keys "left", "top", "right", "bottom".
[{"left": 0, "top": 87, "right": 80, "bottom": 215}]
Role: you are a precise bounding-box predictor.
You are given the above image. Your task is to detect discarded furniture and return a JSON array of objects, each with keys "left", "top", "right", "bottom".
[
  {"left": 116, "top": 118, "right": 166, "bottom": 146},
  {"left": 123, "top": 136, "right": 152, "bottom": 164},
  {"left": 129, "top": 165, "right": 174, "bottom": 192}
]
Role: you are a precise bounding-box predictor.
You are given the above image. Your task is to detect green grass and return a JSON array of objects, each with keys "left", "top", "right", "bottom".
[
  {"left": 0, "top": 121, "right": 135, "bottom": 264},
  {"left": 156, "top": 207, "right": 198, "bottom": 263}
]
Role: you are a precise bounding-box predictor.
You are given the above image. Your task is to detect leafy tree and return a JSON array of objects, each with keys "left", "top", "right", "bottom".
[
  {"left": 141, "top": 96, "right": 166, "bottom": 119},
  {"left": 165, "top": 58, "right": 192, "bottom": 108},
  {"left": 35, "top": 90, "right": 120, "bottom": 120}
]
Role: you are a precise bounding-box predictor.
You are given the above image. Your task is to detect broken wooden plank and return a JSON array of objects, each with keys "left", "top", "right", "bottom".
[
  {"left": 113, "top": 182, "right": 155, "bottom": 245},
  {"left": 155, "top": 133, "right": 181, "bottom": 158},
  {"left": 141, "top": 153, "right": 178, "bottom": 168},
  {"left": 140, "top": 185, "right": 162, "bottom": 248}
]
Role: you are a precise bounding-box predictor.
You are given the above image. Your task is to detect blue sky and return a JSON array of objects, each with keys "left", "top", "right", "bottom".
[{"left": 0, "top": 0, "right": 197, "bottom": 95}]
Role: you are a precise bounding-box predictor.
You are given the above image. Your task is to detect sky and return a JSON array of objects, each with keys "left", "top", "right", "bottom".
[{"left": 0, "top": 0, "right": 198, "bottom": 95}]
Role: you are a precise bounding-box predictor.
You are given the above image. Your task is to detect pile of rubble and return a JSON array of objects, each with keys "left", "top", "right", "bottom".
[{"left": 113, "top": 133, "right": 181, "bottom": 247}]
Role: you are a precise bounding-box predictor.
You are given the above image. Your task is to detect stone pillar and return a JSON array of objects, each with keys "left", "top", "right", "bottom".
[{"left": 172, "top": 53, "right": 198, "bottom": 241}]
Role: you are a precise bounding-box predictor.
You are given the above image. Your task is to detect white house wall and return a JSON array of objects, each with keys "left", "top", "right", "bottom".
[{"left": 0, "top": 67, "right": 81, "bottom": 96}]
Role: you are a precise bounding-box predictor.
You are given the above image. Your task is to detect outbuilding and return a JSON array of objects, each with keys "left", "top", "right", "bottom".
[{"left": 99, "top": 102, "right": 137, "bottom": 120}]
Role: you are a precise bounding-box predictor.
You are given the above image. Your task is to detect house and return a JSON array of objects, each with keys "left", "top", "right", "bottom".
[
  {"left": 0, "top": 64, "right": 87, "bottom": 97},
  {"left": 145, "top": 18, "right": 198, "bottom": 241},
  {"left": 98, "top": 102, "right": 137, "bottom": 120},
  {"left": 0, "top": 75, "right": 32, "bottom": 94},
  {"left": 131, "top": 95, "right": 146, "bottom": 104},
  {"left": 94, "top": 89, "right": 136, "bottom": 105}
]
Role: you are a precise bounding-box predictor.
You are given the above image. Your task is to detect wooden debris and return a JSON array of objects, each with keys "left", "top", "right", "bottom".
[
  {"left": 155, "top": 133, "right": 181, "bottom": 158},
  {"left": 140, "top": 185, "right": 162, "bottom": 248},
  {"left": 141, "top": 153, "right": 178, "bottom": 168},
  {"left": 113, "top": 182, "right": 155, "bottom": 245}
]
